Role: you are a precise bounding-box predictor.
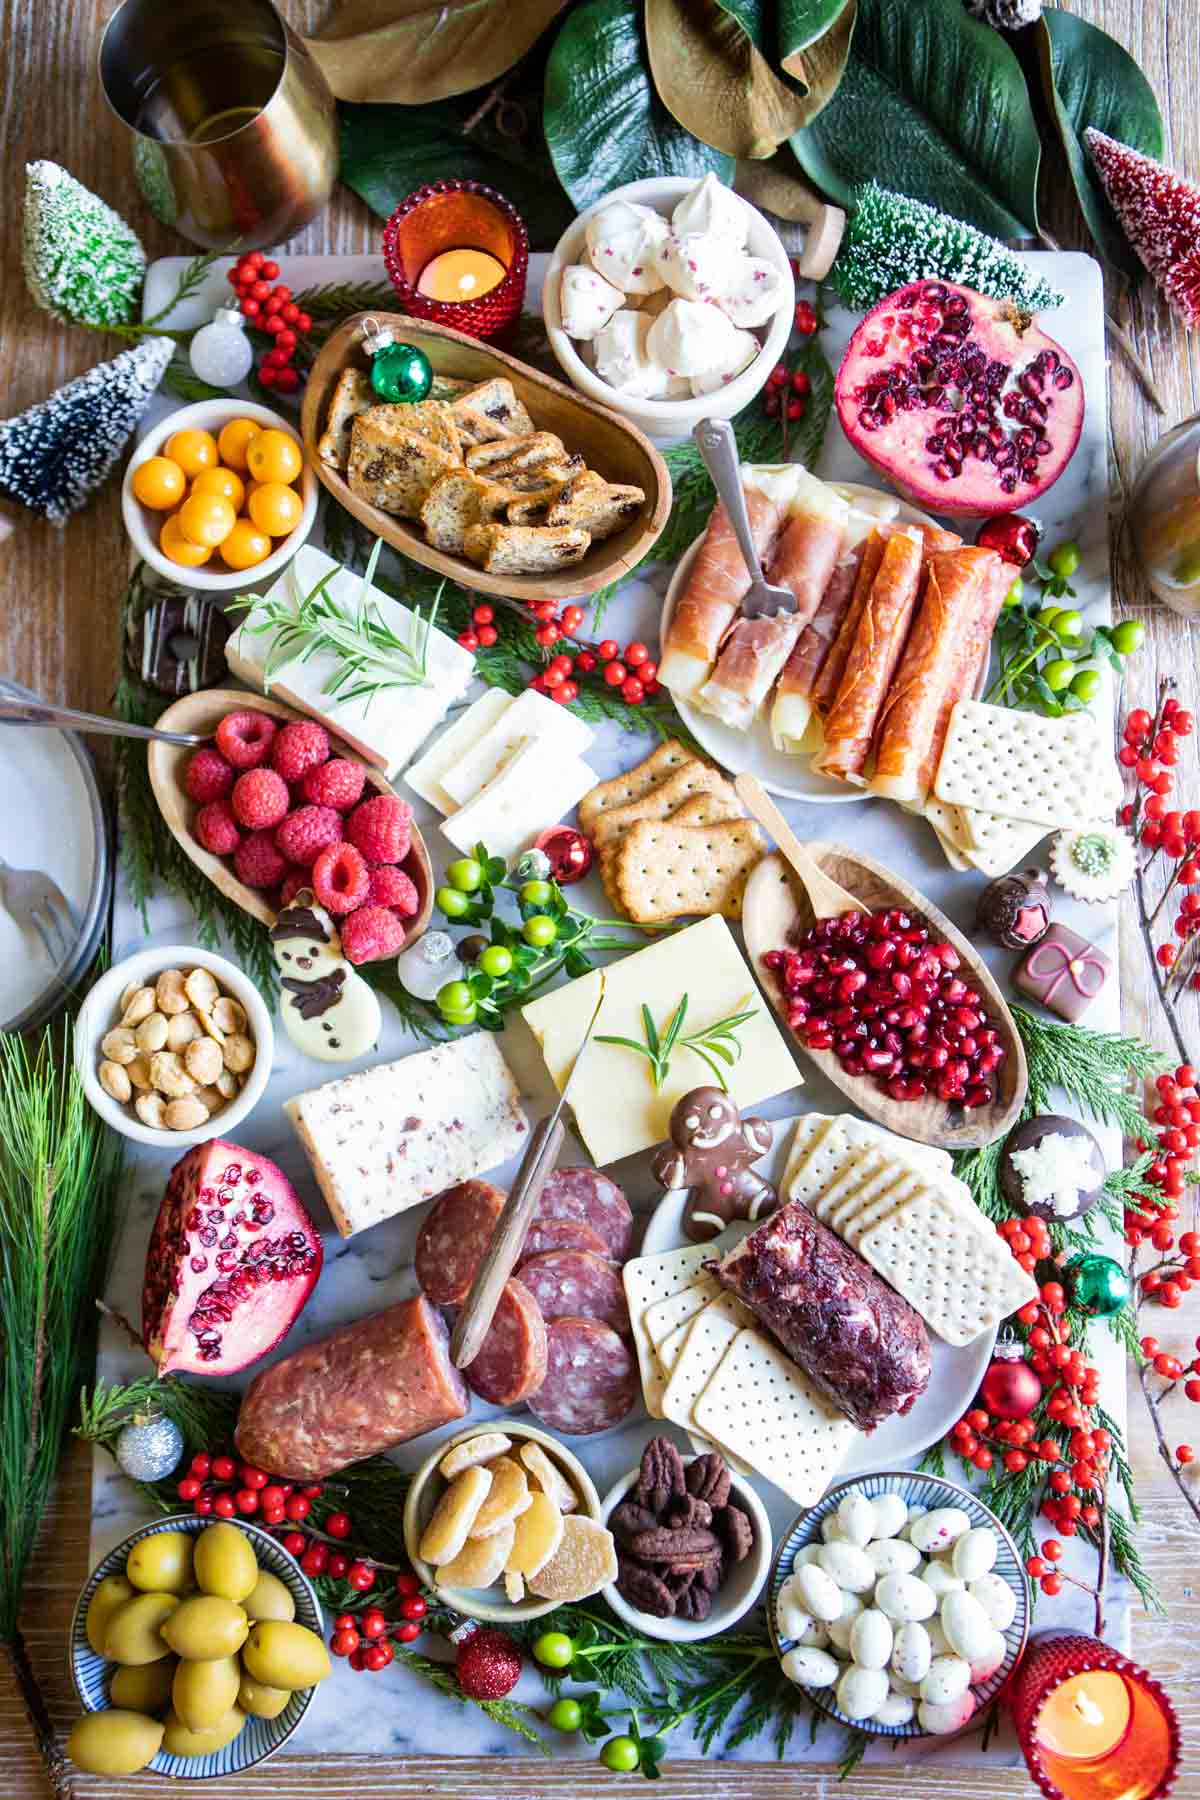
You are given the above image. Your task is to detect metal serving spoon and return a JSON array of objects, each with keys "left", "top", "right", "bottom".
[{"left": 0, "top": 695, "right": 209, "bottom": 747}]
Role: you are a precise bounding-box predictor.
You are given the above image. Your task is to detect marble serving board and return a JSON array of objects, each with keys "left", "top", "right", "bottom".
[{"left": 89, "top": 249, "right": 1128, "bottom": 1768}]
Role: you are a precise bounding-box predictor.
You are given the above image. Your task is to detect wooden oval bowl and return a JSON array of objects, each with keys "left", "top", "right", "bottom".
[
  {"left": 147, "top": 688, "right": 434, "bottom": 947},
  {"left": 742, "top": 848, "right": 1027, "bottom": 1150},
  {"left": 300, "top": 313, "right": 671, "bottom": 601}
]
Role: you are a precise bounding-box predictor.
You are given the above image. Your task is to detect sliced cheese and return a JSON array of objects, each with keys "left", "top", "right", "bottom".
[
  {"left": 440, "top": 689, "right": 594, "bottom": 809},
  {"left": 441, "top": 739, "right": 595, "bottom": 862},
  {"left": 403, "top": 689, "right": 513, "bottom": 815}
]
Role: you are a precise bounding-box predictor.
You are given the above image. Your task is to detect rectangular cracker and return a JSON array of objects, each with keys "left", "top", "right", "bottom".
[
  {"left": 643, "top": 1277, "right": 720, "bottom": 1352},
  {"left": 613, "top": 815, "right": 767, "bottom": 925},
  {"left": 661, "top": 1295, "right": 753, "bottom": 1433},
  {"left": 623, "top": 1244, "right": 715, "bottom": 1418},
  {"left": 593, "top": 761, "right": 740, "bottom": 849},
  {"left": 346, "top": 414, "right": 459, "bottom": 517},
  {"left": 934, "top": 701, "right": 1118, "bottom": 826},
  {"left": 462, "top": 522, "right": 589, "bottom": 575},
  {"left": 318, "top": 368, "right": 372, "bottom": 470},
  {"left": 451, "top": 378, "right": 533, "bottom": 436},
  {"left": 782, "top": 1118, "right": 854, "bottom": 1210},
  {"left": 579, "top": 741, "right": 693, "bottom": 835},
  {"left": 598, "top": 789, "right": 744, "bottom": 905},
  {"left": 857, "top": 1191, "right": 1039, "bottom": 1346},
  {"left": 692, "top": 1329, "right": 857, "bottom": 1505},
  {"left": 465, "top": 431, "right": 566, "bottom": 476},
  {"left": 779, "top": 1115, "right": 840, "bottom": 1203}
]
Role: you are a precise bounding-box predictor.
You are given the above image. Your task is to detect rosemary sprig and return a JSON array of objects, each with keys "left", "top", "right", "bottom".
[{"left": 596, "top": 995, "right": 758, "bottom": 1092}]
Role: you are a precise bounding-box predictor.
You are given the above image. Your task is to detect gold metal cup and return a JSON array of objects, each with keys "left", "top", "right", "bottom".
[{"left": 99, "top": 0, "right": 339, "bottom": 250}]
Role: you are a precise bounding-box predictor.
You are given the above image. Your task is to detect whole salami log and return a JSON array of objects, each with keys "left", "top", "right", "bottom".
[
  {"left": 516, "top": 1249, "right": 631, "bottom": 1338},
  {"left": 415, "top": 1179, "right": 506, "bottom": 1306},
  {"left": 234, "top": 1296, "right": 468, "bottom": 1479},
  {"left": 461, "top": 1277, "right": 548, "bottom": 1406},
  {"left": 528, "top": 1317, "right": 639, "bottom": 1435},
  {"left": 521, "top": 1217, "right": 608, "bottom": 1260},
  {"left": 537, "top": 1168, "right": 634, "bottom": 1261},
  {"left": 711, "top": 1200, "right": 931, "bottom": 1432}
]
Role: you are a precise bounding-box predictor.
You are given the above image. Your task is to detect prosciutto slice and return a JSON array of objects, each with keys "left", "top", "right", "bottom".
[
  {"left": 658, "top": 488, "right": 783, "bottom": 698},
  {"left": 814, "top": 527, "right": 926, "bottom": 782},
  {"left": 912, "top": 550, "right": 1013, "bottom": 801}
]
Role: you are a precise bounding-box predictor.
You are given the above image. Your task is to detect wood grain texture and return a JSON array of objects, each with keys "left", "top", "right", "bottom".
[{"left": 2, "top": 0, "right": 1199, "bottom": 1794}]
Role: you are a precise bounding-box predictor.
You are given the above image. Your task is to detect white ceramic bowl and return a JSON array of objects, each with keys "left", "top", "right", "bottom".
[
  {"left": 122, "top": 399, "right": 318, "bottom": 591},
  {"left": 544, "top": 176, "right": 795, "bottom": 439},
  {"left": 600, "top": 1454, "right": 772, "bottom": 1642},
  {"left": 74, "top": 944, "right": 273, "bottom": 1149}
]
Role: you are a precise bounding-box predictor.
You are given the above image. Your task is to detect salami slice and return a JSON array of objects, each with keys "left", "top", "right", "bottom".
[
  {"left": 528, "top": 1317, "right": 638, "bottom": 1435},
  {"left": 537, "top": 1168, "right": 634, "bottom": 1261},
  {"left": 462, "top": 1278, "right": 548, "bottom": 1406},
  {"left": 516, "top": 1249, "right": 631, "bottom": 1339},
  {"left": 415, "top": 1180, "right": 506, "bottom": 1306},
  {"left": 521, "top": 1217, "right": 607, "bottom": 1261}
]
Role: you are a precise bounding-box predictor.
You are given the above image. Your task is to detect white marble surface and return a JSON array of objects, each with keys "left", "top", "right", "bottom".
[{"left": 90, "top": 249, "right": 1129, "bottom": 1766}]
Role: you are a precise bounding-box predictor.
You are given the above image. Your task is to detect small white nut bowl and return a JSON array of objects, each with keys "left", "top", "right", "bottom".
[
  {"left": 600, "top": 1452, "right": 771, "bottom": 1643},
  {"left": 74, "top": 944, "right": 273, "bottom": 1150},
  {"left": 544, "top": 176, "right": 795, "bottom": 439},
  {"left": 122, "top": 398, "right": 318, "bottom": 592}
]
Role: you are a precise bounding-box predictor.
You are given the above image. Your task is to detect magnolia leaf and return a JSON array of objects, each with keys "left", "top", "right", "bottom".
[
  {"left": 779, "top": 0, "right": 855, "bottom": 75},
  {"left": 779, "top": 0, "right": 857, "bottom": 125},
  {"left": 1034, "top": 10, "right": 1164, "bottom": 276},
  {"left": 646, "top": 0, "right": 812, "bottom": 158},
  {"left": 544, "top": 0, "right": 732, "bottom": 208},
  {"left": 790, "top": 0, "right": 1041, "bottom": 238},
  {"left": 304, "top": 0, "right": 565, "bottom": 104}
]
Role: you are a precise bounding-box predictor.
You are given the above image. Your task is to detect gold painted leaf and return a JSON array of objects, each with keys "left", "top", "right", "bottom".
[
  {"left": 304, "top": 0, "right": 566, "bottom": 105},
  {"left": 781, "top": 0, "right": 857, "bottom": 128},
  {"left": 645, "top": 0, "right": 813, "bottom": 161}
]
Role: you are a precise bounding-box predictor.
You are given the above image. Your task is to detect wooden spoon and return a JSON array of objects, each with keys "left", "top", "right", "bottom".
[{"left": 735, "top": 772, "right": 864, "bottom": 919}]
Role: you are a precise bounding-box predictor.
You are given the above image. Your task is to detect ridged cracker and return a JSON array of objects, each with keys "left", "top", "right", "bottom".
[
  {"left": 579, "top": 740, "right": 693, "bottom": 835},
  {"left": 593, "top": 761, "right": 740, "bottom": 849},
  {"left": 613, "top": 815, "right": 766, "bottom": 924}
]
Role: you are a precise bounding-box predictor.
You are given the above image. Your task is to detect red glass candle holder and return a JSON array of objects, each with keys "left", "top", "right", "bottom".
[
  {"left": 1009, "top": 1632, "right": 1181, "bottom": 1800},
  {"left": 381, "top": 180, "right": 528, "bottom": 341}
]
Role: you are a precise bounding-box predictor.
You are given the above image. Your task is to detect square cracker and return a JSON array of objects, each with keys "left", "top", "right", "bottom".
[
  {"left": 934, "top": 700, "right": 1117, "bottom": 827},
  {"left": 579, "top": 740, "right": 693, "bottom": 835},
  {"left": 959, "top": 808, "right": 1051, "bottom": 878},
  {"left": 661, "top": 1295, "right": 753, "bottom": 1434},
  {"left": 613, "top": 815, "right": 767, "bottom": 924},
  {"left": 643, "top": 1277, "right": 720, "bottom": 1353},
  {"left": 593, "top": 761, "right": 740, "bottom": 849},
  {"left": 347, "top": 414, "right": 459, "bottom": 517},
  {"left": 857, "top": 1191, "right": 1038, "bottom": 1346},
  {"left": 692, "top": 1329, "right": 857, "bottom": 1505},
  {"left": 623, "top": 1244, "right": 713, "bottom": 1419},
  {"left": 924, "top": 797, "right": 973, "bottom": 854},
  {"left": 597, "top": 788, "right": 741, "bottom": 906},
  {"left": 779, "top": 1115, "right": 839, "bottom": 1203}
]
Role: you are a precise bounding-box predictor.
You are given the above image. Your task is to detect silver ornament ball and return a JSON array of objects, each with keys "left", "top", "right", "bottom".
[
  {"left": 188, "top": 306, "right": 254, "bottom": 388},
  {"left": 115, "top": 1412, "right": 185, "bottom": 1482}
]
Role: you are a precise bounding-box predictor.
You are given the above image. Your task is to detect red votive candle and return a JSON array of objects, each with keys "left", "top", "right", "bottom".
[
  {"left": 382, "top": 180, "right": 528, "bottom": 341},
  {"left": 1009, "top": 1632, "right": 1181, "bottom": 1800}
]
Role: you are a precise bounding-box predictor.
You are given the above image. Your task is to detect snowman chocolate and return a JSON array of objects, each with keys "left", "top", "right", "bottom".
[
  {"left": 270, "top": 893, "right": 381, "bottom": 1062},
  {"left": 650, "top": 1086, "right": 776, "bottom": 1241}
]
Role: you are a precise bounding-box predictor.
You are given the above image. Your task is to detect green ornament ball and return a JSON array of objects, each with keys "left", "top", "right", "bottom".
[
  {"left": 370, "top": 342, "right": 433, "bottom": 403},
  {"left": 1063, "top": 1252, "right": 1130, "bottom": 1318}
]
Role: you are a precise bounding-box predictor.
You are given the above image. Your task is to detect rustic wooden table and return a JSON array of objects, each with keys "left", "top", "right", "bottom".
[{"left": 2, "top": 1, "right": 1198, "bottom": 1794}]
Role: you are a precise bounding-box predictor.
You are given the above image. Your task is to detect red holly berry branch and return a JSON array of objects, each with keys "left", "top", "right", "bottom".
[{"left": 226, "top": 251, "right": 314, "bottom": 395}]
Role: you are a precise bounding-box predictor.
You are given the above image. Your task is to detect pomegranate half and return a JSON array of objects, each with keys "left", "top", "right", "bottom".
[
  {"left": 142, "top": 1139, "right": 322, "bottom": 1377},
  {"left": 835, "top": 280, "right": 1084, "bottom": 518}
]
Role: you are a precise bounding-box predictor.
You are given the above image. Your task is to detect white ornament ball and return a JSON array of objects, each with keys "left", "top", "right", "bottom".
[{"left": 189, "top": 306, "right": 254, "bottom": 388}]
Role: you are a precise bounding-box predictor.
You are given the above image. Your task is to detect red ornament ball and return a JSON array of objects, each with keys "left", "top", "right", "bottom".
[
  {"left": 455, "top": 1627, "right": 522, "bottom": 1701},
  {"left": 979, "top": 1351, "right": 1042, "bottom": 1420},
  {"left": 535, "top": 825, "right": 592, "bottom": 886}
]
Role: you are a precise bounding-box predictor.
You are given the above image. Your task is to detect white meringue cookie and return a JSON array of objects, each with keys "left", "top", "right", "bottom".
[
  {"left": 646, "top": 297, "right": 742, "bottom": 378},
  {"left": 559, "top": 264, "right": 625, "bottom": 340},
  {"left": 672, "top": 171, "right": 749, "bottom": 249},
  {"left": 584, "top": 199, "right": 668, "bottom": 295},
  {"left": 690, "top": 327, "right": 760, "bottom": 394},
  {"left": 593, "top": 308, "right": 672, "bottom": 397},
  {"left": 656, "top": 230, "right": 732, "bottom": 303},
  {"left": 719, "top": 255, "right": 791, "bottom": 328}
]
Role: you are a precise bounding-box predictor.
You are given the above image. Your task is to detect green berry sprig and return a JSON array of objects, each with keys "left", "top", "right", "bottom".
[{"left": 987, "top": 538, "right": 1144, "bottom": 716}]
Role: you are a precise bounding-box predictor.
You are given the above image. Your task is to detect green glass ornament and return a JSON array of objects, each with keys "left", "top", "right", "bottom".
[
  {"left": 370, "top": 341, "right": 433, "bottom": 404},
  {"left": 1063, "top": 1251, "right": 1130, "bottom": 1317}
]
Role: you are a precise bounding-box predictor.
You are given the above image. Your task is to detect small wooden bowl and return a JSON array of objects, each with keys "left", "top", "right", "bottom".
[
  {"left": 741, "top": 849, "right": 1027, "bottom": 1150},
  {"left": 300, "top": 313, "right": 672, "bottom": 602},
  {"left": 147, "top": 688, "right": 434, "bottom": 945}
]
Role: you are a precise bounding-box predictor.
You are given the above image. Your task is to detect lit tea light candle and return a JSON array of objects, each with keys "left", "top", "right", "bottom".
[
  {"left": 1036, "top": 1671, "right": 1131, "bottom": 1761},
  {"left": 1010, "top": 1632, "right": 1181, "bottom": 1800},
  {"left": 417, "top": 248, "right": 507, "bottom": 304}
]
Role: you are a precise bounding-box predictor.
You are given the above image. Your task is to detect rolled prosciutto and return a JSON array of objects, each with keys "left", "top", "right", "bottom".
[
  {"left": 658, "top": 485, "right": 784, "bottom": 698},
  {"left": 912, "top": 549, "right": 1012, "bottom": 801},
  {"left": 811, "top": 528, "right": 889, "bottom": 716},
  {"left": 813, "top": 526, "right": 926, "bottom": 782},
  {"left": 770, "top": 511, "right": 880, "bottom": 753}
]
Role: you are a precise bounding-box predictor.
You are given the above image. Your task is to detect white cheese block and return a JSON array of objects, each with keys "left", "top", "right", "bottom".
[
  {"left": 284, "top": 1031, "right": 528, "bottom": 1237},
  {"left": 403, "top": 689, "right": 513, "bottom": 815},
  {"left": 441, "top": 689, "right": 595, "bottom": 809},
  {"left": 522, "top": 915, "right": 800, "bottom": 1165},
  {"left": 441, "top": 739, "right": 595, "bottom": 862},
  {"left": 225, "top": 546, "right": 475, "bottom": 778}
]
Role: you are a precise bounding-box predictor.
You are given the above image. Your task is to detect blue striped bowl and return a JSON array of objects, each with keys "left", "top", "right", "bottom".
[
  {"left": 768, "top": 1470, "right": 1030, "bottom": 1740},
  {"left": 71, "top": 1514, "right": 322, "bottom": 1779}
]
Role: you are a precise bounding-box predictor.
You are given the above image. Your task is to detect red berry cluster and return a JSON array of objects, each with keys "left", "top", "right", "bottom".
[
  {"left": 997, "top": 1211, "right": 1053, "bottom": 1275},
  {"left": 1119, "top": 696, "right": 1200, "bottom": 977},
  {"left": 177, "top": 1450, "right": 346, "bottom": 1540},
  {"left": 454, "top": 597, "right": 663, "bottom": 709},
  {"left": 1139, "top": 1331, "right": 1200, "bottom": 1467},
  {"left": 227, "top": 251, "right": 313, "bottom": 394},
  {"left": 762, "top": 360, "right": 812, "bottom": 422},
  {"left": 578, "top": 636, "right": 659, "bottom": 707},
  {"left": 1123, "top": 1065, "right": 1200, "bottom": 1266},
  {"left": 329, "top": 1572, "right": 428, "bottom": 1672},
  {"left": 793, "top": 296, "right": 819, "bottom": 336}
]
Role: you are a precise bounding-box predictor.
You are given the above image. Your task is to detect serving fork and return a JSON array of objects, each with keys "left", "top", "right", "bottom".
[
  {"left": 692, "top": 416, "right": 796, "bottom": 620},
  {"left": 0, "top": 857, "right": 80, "bottom": 963}
]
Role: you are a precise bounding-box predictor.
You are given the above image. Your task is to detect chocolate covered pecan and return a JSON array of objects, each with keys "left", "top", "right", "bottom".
[
  {"left": 673, "top": 1575, "right": 713, "bottom": 1621},
  {"left": 617, "top": 1557, "right": 674, "bottom": 1618},
  {"left": 636, "top": 1436, "right": 686, "bottom": 1515},
  {"left": 610, "top": 1499, "right": 660, "bottom": 1549},
  {"left": 666, "top": 1495, "right": 713, "bottom": 1531},
  {"left": 629, "top": 1525, "right": 720, "bottom": 1564},
  {"left": 697, "top": 1558, "right": 724, "bottom": 1594},
  {"left": 685, "top": 1451, "right": 731, "bottom": 1509},
  {"left": 716, "top": 1502, "right": 754, "bottom": 1563}
]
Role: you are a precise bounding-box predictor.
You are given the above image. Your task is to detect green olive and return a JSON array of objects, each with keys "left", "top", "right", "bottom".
[
  {"left": 435, "top": 885, "right": 471, "bottom": 919},
  {"left": 110, "top": 1657, "right": 177, "bottom": 1716},
  {"left": 1110, "top": 619, "right": 1145, "bottom": 655},
  {"left": 243, "top": 1569, "right": 295, "bottom": 1624},
  {"left": 66, "top": 1710, "right": 164, "bottom": 1775},
  {"left": 161, "top": 1706, "right": 246, "bottom": 1758},
  {"left": 1047, "top": 540, "right": 1081, "bottom": 578},
  {"left": 237, "top": 1674, "right": 291, "bottom": 1719},
  {"left": 446, "top": 857, "right": 484, "bottom": 893},
  {"left": 1070, "top": 668, "right": 1102, "bottom": 702},
  {"left": 104, "top": 1593, "right": 181, "bottom": 1665},
  {"left": 173, "top": 1655, "right": 242, "bottom": 1731},
  {"left": 193, "top": 1522, "right": 258, "bottom": 1604},
  {"left": 1042, "top": 658, "right": 1075, "bottom": 692},
  {"left": 161, "top": 1595, "right": 249, "bottom": 1662},
  {"left": 242, "top": 1620, "right": 332, "bottom": 1691},
  {"left": 126, "top": 1531, "right": 194, "bottom": 1596},
  {"left": 86, "top": 1574, "right": 136, "bottom": 1656}
]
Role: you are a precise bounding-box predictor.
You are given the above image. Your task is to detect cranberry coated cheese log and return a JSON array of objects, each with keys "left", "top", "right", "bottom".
[
  {"left": 711, "top": 1199, "right": 931, "bottom": 1432},
  {"left": 234, "top": 1296, "right": 468, "bottom": 1479}
]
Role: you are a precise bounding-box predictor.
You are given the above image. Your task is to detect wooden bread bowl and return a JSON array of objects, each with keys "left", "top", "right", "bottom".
[
  {"left": 147, "top": 688, "right": 434, "bottom": 947},
  {"left": 300, "top": 313, "right": 671, "bottom": 601},
  {"left": 741, "top": 849, "right": 1027, "bottom": 1150}
]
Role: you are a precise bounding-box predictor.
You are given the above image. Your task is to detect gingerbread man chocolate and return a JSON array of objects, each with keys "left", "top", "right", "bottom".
[{"left": 650, "top": 1087, "right": 776, "bottom": 1241}]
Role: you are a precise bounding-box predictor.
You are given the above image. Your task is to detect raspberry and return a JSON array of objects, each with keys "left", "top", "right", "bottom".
[
  {"left": 347, "top": 795, "right": 413, "bottom": 864},
  {"left": 366, "top": 865, "right": 420, "bottom": 915},
  {"left": 303, "top": 757, "right": 366, "bottom": 811},
  {"left": 195, "top": 799, "right": 241, "bottom": 856},
  {"left": 312, "top": 842, "right": 370, "bottom": 914},
  {"left": 276, "top": 804, "right": 343, "bottom": 866},
  {"left": 232, "top": 767, "right": 290, "bottom": 829},
  {"left": 234, "top": 830, "right": 289, "bottom": 890},
  {"left": 341, "top": 905, "right": 407, "bottom": 964},
  {"left": 185, "top": 748, "right": 235, "bottom": 804},
  {"left": 279, "top": 867, "right": 312, "bottom": 908},
  {"left": 216, "top": 710, "right": 277, "bottom": 769},
  {"left": 271, "top": 719, "right": 330, "bottom": 783}
]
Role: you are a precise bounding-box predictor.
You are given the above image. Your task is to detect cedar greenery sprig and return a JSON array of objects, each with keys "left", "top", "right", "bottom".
[{"left": 596, "top": 995, "right": 759, "bottom": 1092}]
